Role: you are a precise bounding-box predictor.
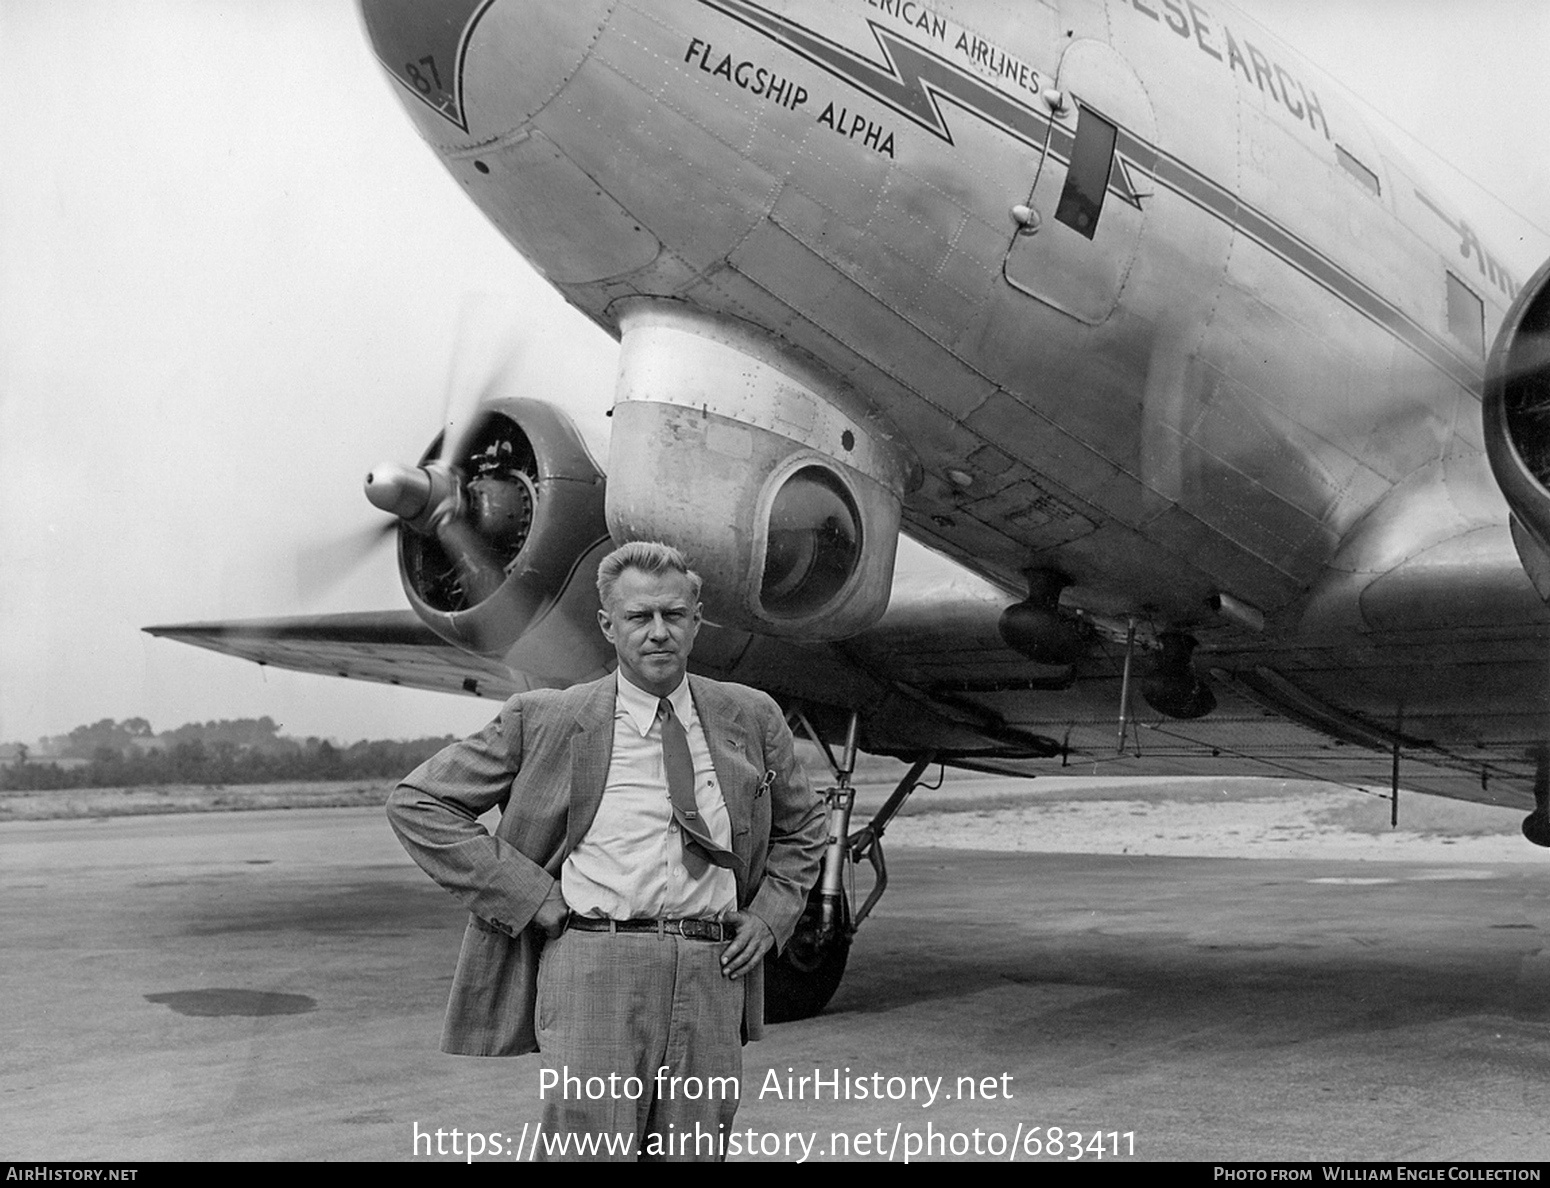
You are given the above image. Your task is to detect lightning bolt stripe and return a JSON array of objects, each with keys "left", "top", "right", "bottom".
[
  {"left": 700, "top": 0, "right": 1055, "bottom": 153},
  {"left": 693, "top": 0, "right": 1483, "bottom": 390}
]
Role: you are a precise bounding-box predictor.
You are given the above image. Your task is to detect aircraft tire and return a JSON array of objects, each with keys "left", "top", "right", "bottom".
[{"left": 763, "top": 884, "right": 851, "bottom": 1023}]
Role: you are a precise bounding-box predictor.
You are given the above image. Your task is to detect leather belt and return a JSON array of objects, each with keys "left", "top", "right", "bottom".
[{"left": 565, "top": 916, "right": 729, "bottom": 942}]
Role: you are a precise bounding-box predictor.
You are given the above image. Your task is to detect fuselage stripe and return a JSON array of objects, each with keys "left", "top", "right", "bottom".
[
  {"left": 1114, "top": 127, "right": 1481, "bottom": 389},
  {"left": 696, "top": 0, "right": 1482, "bottom": 391}
]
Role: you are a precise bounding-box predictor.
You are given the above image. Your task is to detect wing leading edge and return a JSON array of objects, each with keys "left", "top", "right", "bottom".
[{"left": 143, "top": 612, "right": 526, "bottom": 702}]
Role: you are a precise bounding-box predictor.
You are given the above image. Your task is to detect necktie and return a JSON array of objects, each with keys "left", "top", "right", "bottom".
[{"left": 658, "top": 698, "right": 742, "bottom": 878}]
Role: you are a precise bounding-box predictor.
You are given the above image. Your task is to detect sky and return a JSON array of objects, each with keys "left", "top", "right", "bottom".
[{"left": 3, "top": 0, "right": 1548, "bottom": 746}]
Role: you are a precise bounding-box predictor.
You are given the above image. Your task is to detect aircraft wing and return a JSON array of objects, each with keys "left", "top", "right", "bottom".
[
  {"left": 143, "top": 612, "right": 529, "bottom": 701},
  {"left": 834, "top": 566, "right": 1541, "bottom": 809},
  {"left": 147, "top": 592, "right": 1538, "bottom": 812},
  {"left": 893, "top": 673, "right": 1534, "bottom": 806}
]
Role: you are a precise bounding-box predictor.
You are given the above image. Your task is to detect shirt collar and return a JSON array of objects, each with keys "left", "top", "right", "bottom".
[{"left": 615, "top": 670, "right": 691, "bottom": 737}]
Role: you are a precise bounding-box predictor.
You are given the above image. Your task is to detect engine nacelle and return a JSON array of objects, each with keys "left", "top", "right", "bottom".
[
  {"left": 1484, "top": 255, "right": 1550, "bottom": 598},
  {"left": 398, "top": 397, "right": 611, "bottom": 667},
  {"left": 605, "top": 303, "right": 916, "bottom": 639}
]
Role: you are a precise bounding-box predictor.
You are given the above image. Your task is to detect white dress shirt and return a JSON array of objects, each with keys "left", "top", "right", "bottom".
[{"left": 560, "top": 672, "right": 737, "bottom": 919}]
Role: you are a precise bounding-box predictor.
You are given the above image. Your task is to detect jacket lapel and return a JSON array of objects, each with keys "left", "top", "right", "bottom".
[
  {"left": 565, "top": 676, "right": 617, "bottom": 855},
  {"left": 690, "top": 676, "right": 753, "bottom": 845}
]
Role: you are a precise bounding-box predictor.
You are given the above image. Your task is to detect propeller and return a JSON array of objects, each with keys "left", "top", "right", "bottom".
[
  {"left": 362, "top": 454, "right": 510, "bottom": 607},
  {"left": 296, "top": 295, "right": 533, "bottom": 608}
]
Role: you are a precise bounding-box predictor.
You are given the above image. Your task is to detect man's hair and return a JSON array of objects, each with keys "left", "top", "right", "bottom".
[{"left": 596, "top": 540, "right": 704, "bottom": 608}]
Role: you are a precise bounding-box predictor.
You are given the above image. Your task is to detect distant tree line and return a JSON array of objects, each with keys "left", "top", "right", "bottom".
[{"left": 1, "top": 717, "right": 456, "bottom": 791}]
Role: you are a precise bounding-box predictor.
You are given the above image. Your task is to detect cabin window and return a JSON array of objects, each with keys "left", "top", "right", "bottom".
[
  {"left": 1335, "top": 145, "right": 1380, "bottom": 197},
  {"left": 1445, "top": 271, "right": 1484, "bottom": 356},
  {"left": 1054, "top": 107, "right": 1117, "bottom": 240}
]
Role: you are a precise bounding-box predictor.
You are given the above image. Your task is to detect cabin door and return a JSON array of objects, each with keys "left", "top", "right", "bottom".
[{"left": 1002, "top": 39, "right": 1156, "bottom": 325}]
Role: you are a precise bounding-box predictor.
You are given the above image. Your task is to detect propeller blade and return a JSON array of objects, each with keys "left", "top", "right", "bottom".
[
  {"left": 296, "top": 519, "right": 397, "bottom": 603},
  {"left": 434, "top": 293, "right": 529, "bottom": 468},
  {"left": 434, "top": 514, "right": 509, "bottom": 606}
]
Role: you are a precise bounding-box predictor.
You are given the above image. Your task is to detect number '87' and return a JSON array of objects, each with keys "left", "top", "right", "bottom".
[{"left": 405, "top": 56, "right": 442, "bottom": 94}]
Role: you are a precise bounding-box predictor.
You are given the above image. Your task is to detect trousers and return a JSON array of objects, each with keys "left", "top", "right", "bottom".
[{"left": 534, "top": 926, "right": 744, "bottom": 1162}]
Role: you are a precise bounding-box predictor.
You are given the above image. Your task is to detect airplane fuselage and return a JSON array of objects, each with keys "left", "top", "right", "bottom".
[{"left": 355, "top": 0, "right": 1550, "bottom": 779}]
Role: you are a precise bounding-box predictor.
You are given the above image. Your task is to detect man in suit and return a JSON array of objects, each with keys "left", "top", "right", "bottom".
[{"left": 388, "top": 540, "right": 826, "bottom": 1161}]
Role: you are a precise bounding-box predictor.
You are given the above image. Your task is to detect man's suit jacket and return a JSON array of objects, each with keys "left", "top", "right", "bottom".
[{"left": 387, "top": 672, "right": 826, "bottom": 1056}]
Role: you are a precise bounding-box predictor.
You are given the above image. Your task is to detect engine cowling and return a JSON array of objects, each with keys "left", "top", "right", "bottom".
[
  {"left": 605, "top": 302, "right": 916, "bottom": 639},
  {"left": 1484, "top": 255, "right": 1550, "bottom": 598},
  {"left": 392, "top": 397, "right": 612, "bottom": 668}
]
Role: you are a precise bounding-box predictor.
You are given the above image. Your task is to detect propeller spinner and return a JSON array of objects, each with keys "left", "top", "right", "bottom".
[{"left": 365, "top": 414, "right": 539, "bottom": 613}]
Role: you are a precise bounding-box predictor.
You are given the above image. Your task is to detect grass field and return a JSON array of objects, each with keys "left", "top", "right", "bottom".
[{"left": 0, "top": 780, "right": 393, "bottom": 821}]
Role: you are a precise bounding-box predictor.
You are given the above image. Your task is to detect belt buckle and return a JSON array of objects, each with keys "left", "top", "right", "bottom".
[{"left": 676, "top": 918, "right": 718, "bottom": 942}]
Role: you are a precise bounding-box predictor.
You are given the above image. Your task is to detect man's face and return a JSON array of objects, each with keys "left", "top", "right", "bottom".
[{"left": 597, "top": 566, "right": 702, "bottom": 697}]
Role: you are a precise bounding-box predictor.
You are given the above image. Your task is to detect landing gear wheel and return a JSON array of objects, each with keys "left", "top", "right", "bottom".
[
  {"left": 763, "top": 885, "right": 851, "bottom": 1023},
  {"left": 1523, "top": 810, "right": 1550, "bottom": 848},
  {"left": 1527, "top": 747, "right": 1550, "bottom": 848}
]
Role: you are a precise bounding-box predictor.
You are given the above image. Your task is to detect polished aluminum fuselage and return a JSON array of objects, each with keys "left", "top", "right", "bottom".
[{"left": 359, "top": 0, "right": 1550, "bottom": 795}]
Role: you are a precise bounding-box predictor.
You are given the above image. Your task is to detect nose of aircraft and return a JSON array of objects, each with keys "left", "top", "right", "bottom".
[{"left": 357, "top": 0, "right": 616, "bottom": 143}]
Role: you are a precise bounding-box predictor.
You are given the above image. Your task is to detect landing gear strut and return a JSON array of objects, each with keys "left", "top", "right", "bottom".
[{"left": 764, "top": 708, "right": 936, "bottom": 1022}]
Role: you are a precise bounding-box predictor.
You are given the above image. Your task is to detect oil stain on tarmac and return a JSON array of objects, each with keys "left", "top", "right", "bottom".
[{"left": 144, "top": 989, "right": 316, "bottom": 1017}]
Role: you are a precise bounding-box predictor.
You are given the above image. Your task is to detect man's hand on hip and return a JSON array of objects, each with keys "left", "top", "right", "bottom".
[
  {"left": 720, "top": 910, "right": 774, "bottom": 979},
  {"left": 533, "top": 884, "right": 570, "bottom": 938}
]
